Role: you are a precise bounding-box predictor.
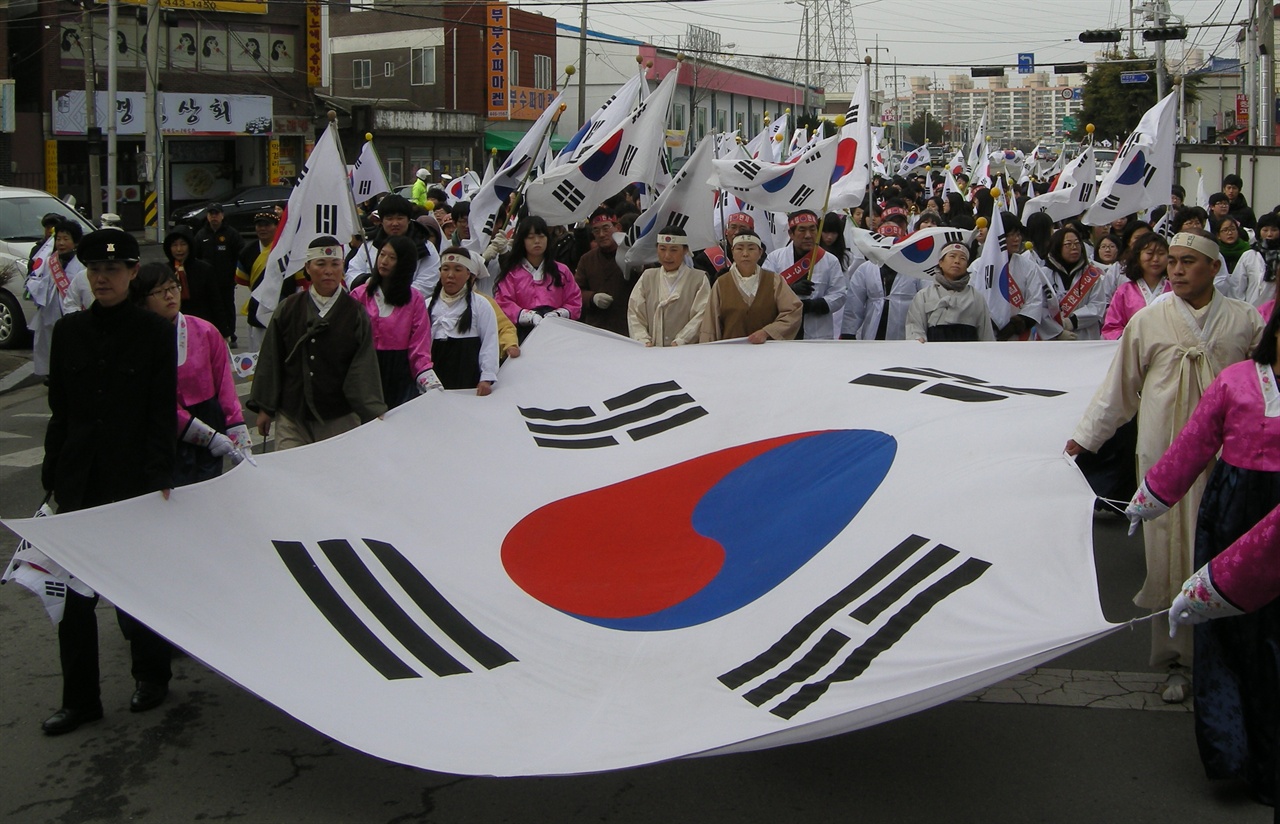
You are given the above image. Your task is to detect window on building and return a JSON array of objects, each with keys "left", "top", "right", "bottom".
[
  {"left": 717, "top": 109, "right": 727, "bottom": 132},
  {"left": 350, "top": 0, "right": 372, "bottom": 11},
  {"left": 384, "top": 62, "right": 394, "bottom": 78},
  {"left": 671, "top": 104, "right": 685, "bottom": 131},
  {"left": 353, "top": 59, "right": 371, "bottom": 90},
  {"left": 410, "top": 47, "right": 436, "bottom": 86},
  {"left": 752, "top": 113, "right": 762, "bottom": 135},
  {"left": 510, "top": 50, "right": 520, "bottom": 86},
  {"left": 534, "top": 54, "right": 553, "bottom": 89},
  {"left": 696, "top": 107, "right": 708, "bottom": 140}
]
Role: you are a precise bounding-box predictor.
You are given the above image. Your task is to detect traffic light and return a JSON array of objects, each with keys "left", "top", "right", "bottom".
[
  {"left": 971, "top": 66, "right": 1005, "bottom": 78},
  {"left": 1143, "top": 26, "right": 1188, "bottom": 41},
  {"left": 1079, "top": 30, "right": 1123, "bottom": 43},
  {"left": 1054, "top": 63, "right": 1089, "bottom": 75}
]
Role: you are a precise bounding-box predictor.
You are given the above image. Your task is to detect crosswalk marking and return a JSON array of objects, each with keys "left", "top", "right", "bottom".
[
  {"left": 13, "top": 413, "right": 51, "bottom": 419},
  {"left": 0, "top": 430, "right": 29, "bottom": 440},
  {"left": 0, "top": 446, "right": 46, "bottom": 468}
]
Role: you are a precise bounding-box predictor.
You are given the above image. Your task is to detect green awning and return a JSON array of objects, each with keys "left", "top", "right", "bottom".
[{"left": 484, "top": 128, "right": 571, "bottom": 152}]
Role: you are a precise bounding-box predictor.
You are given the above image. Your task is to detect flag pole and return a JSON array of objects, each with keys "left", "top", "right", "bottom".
[
  {"left": 803, "top": 115, "right": 844, "bottom": 280},
  {"left": 506, "top": 102, "right": 567, "bottom": 230},
  {"left": 359, "top": 131, "right": 378, "bottom": 275}
]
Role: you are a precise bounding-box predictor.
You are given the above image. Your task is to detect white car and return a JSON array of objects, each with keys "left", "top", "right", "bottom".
[
  {"left": 0, "top": 187, "right": 96, "bottom": 349},
  {"left": 1093, "top": 149, "right": 1119, "bottom": 183}
]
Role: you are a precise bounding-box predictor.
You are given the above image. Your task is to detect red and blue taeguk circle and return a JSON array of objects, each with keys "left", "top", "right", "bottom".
[{"left": 501, "top": 430, "right": 897, "bottom": 631}]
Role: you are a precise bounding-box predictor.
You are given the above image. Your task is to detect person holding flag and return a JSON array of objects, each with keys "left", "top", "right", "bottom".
[
  {"left": 763, "top": 211, "right": 846, "bottom": 341},
  {"left": 250, "top": 237, "right": 386, "bottom": 450},
  {"left": 1067, "top": 229, "right": 1264, "bottom": 694},
  {"left": 627, "top": 225, "right": 709, "bottom": 347},
  {"left": 904, "top": 242, "right": 994, "bottom": 342},
  {"left": 235, "top": 211, "right": 292, "bottom": 353},
  {"left": 574, "top": 208, "right": 633, "bottom": 337},
  {"left": 25, "top": 219, "right": 83, "bottom": 377},
  {"left": 494, "top": 216, "right": 582, "bottom": 342},
  {"left": 1042, "top": 226, "right": 1108, "bottom": 341},
  {"left": 699, "top": 231, "right": 801, "bottom": 344},
  {"left": 346, "top": 194, "right": 440, "bottom": 297}
]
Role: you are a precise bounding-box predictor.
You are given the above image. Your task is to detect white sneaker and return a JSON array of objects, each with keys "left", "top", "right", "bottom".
[{"left": 1161, "top": 671, "right": 1190, "bottom": 703}]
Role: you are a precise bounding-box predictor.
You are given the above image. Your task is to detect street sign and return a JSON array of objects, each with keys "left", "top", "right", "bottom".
[
  {"left": 1073, "top": 88, "right": 1083, "bottom": 100},
  {"left": 1060, "top": 88, "right": 1073, "bottom": 100},
  {"left": 1119, "top": 72, "right": 1150, "bottom": 84},
  {"left": 1236, "top": 93, "right": 1250, "bottom": 126},
  {"left": 1063, "top": 116, "right": 1078, "bottom": 133},
  {"left": 1018, "top": 53, "right": 1035, "bottom": 74}
]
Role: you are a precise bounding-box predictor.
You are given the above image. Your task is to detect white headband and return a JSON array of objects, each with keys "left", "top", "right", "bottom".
[
  {"left": 940, "top": 242, "right": 970, "bottom": 261},
  {"left": 305, "top": 244, "right": 344, "bottom": 262},
  {"left": 1169, "top": 232, "right": 1219, "bottom": 261},
  {"left": 440, "top": 251, "right": 482, "bottom": 276},
  {"left": 656, "top": 232, "right": 688, "bottom": 246}
]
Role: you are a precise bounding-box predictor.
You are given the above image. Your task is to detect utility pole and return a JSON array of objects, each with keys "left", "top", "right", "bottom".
[
  {"left": 802, "top": 1, "right": 811, "bottom": 115},
  {"left": 577, "top": 0, "right": 587, "bottom": 124},
  {"left": 143, "top": 0, "right": 162, "bottom": 240},
  {"left": 81, "top": 1, "right": 102, "bottom": 222},
  {"left": 106, "top": 0, "right": 119, "bottom": 217},
  {"left": 1260, "top": 0, "right": 1275, "bottom": 146}
]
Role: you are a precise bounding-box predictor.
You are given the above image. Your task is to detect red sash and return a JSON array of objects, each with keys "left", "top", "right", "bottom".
[
  {"left": 1056, "top": 263, "right": 1102, "bottom": 321},
  {"left": 778, "top": 248, "right": 826, "bottom": 285},
  {"left": 703, "top": 245, "right": 727, "bottom": 271},
  {"left": 48, "top": 253, "right": 71, "bottom": 299}
]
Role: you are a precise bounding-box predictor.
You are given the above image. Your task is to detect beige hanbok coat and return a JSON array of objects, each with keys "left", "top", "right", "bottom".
[
  {"left": 627, "top": 264, "right": 710, "bottom": 347},
  {"left": 1072, "top": 291, "right": 1264, "bottom": 608}
]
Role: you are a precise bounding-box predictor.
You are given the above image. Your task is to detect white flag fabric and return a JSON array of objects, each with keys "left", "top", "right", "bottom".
[
  {"left": 851, "top": 226, "right": 975, "bottom": 275},
  {"left": 465, "top": 93, "right": 564, "bottom": 251},
  {"left": 548, "top": 72, "right": 645, "bottom": 172},
  {"left": 896, "top": 145, "right": 931, "bottom": 177},
  {"left": 967, "top": 111, "right": 987, "bottom": 173},
  {"left": 970, "top": 207, "right": 1015, "bottom": 328},
  {"left": 942, "top": 166, "right": 962, "bottom": 199},
  {"left": 827, "top": 72, "right": 875, "bottom": 210},
  {"left": 253, "top": 124, "right": 361, "bottom": 325},
  {"left": 947, "top": 150, "right": 965, "bottom": 178},
  {"left": 349, "top": 140, "right": 391, "bottom": 203},
  {"left": 744, "top": 113, "right": 789, "bottom": 163},
  {"left": 1196, "top": 169, "right": 1210, "bottom": 209},
  {"left": 480, "top": 154, "right": 497, "bottom": 185},
  {"left": 444, "top": 170, "right": 481, "bottom": 205},
  {"left": 1082, "top": 92, "right": 1177, "bottom": 226},
  {"left": 1022, "top": 145, "right": 1096, "bottom": 222},
  {"left": 870, "top": 127, "right": 888, "bottom": 176},
  {"left": 3, "top": 321, "right": 1118, "bottom": 777},
  {"left": 786, "top": 128, "right": 811, "bottom": 161},
  {"left": 2, "top": 503, "right": 92, "bottom": 624},
  {"left": 621, "top": 134, "right": 720, "bottom": 269},
  {"left": 525, "top": 72, "right": 678, "bottom": 224},
  {"left": 709, "top": 133, "right": 840, "bottom": 215}
]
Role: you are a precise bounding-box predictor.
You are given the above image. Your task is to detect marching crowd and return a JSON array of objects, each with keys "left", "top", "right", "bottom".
[{"left": 16, "top": 164, "right": 1280, "bottom": 810}]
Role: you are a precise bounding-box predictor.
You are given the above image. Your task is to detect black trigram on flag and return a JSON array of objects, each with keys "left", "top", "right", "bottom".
[
  {"left": 789, "top": 185, "right": 816, "bottom": 207},
  {"left": 517, "top": 380, "right": 707, "bottom": 449},
  {"left": 802, "top": 149, "right": 824, "bottom": 164},
  {"left": 314, "top": 203, "right": 337, "bottom": 235},
  {"left": 357, "top": 180, "right": 372, "bottom": 196},
  {"left": 1142, "top": 164, "right": 1158, "bottom": 187},
  {"left": 553, "top": 180, "right": 587, "bottom": 212},
  {"left": 850, "top": 366, "right": 1066, "bottom": 403},
  {"left": 664, "top": 211, "right": 691, "bottom": 231},
  {"left": 719, "top": 535, "right": 990, "bottom": 719},
  {"left": 619, "top": 145, "right": 639, "bottom": 177},
  {"left": 846, "top": 103, "right": 860, "bottom": 121},
  {"left": 734, "top": 160, "right": 761, "bottom": 181},
  {"left": 44, "top": 581, "right": 67, "bottom": 599},
  {"left": 1099, "top": 194, "right": 1121, "bottom": 212},
  {"left": 274, "top": 538, "right": 516, "bottom": 680}
]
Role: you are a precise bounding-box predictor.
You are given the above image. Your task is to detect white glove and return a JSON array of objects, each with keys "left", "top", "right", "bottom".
[
  {"left": 592, "top": 292, "right": 614, "bottom": 309},
  {"left": 550, "top": 307, "right": 570, "bottom": 319},
  {"left": 518, "top": 309, "right": 542, "bottom": 326},
  {"left": 226, "top": 424, "right": 252, "bottom": 452},
  {"left": 181, "top": 417, "right": 217, "bottom": 448},
  {"left": 1168, "top": 566, "right": 1243, "bottom": 636},
  {"left": 1124, "top": 479, "right": 1171, "bottom": 536},
  {"left": 208, "top": 432, "right": 237, "bottom": 459},
  {"left": 1055, "top": 329, "right": 1078, "bottom": 342},
  {"left": 417, "top": 369, "right": 443, "bottom": 392},
  {"left": 482, "top": 235, "right": 509, "bottom": 262}
]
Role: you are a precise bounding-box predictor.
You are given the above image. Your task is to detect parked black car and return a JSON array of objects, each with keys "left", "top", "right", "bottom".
[{"left": 169, "top": 185, "right": 293, "bottom": 234}]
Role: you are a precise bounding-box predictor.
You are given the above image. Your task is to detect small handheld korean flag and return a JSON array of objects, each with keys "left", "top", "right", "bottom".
[
  {"left": 253, "top": 122, "right": 361, "bottom": 324},
  {"left": 827, "top": 72, "right": 874, "bottom": 210},
  {"left": 970, "top": 208, "right": 1015, "bottom": 328},
  {"left": 350, "top": 137, "right": 391, "bottom": 203},
  {"left": 967, "top": 110, "right": 987, "bottom": 173},
  {"left": 896, "top": 145, "right": 930, "bottom": 177},
  {"left": 1082, "top": 92, "right": 1176, "bottom": 226}
]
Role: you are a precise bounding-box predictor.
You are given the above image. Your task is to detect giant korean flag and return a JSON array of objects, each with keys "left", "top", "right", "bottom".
[{"left": 4, "top": 325, "right": 1120, "bottom": 777}]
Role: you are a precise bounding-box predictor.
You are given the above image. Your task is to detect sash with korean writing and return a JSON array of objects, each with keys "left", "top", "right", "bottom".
[
  {"left": 778, "top": 248, "right": 826, "bottom": 286},
  {"left": 1056, "top": 263, "right": 1102, "bottom": 322},
  {"left": 48, "top": 253, "right": 71, "bottom": 299}
]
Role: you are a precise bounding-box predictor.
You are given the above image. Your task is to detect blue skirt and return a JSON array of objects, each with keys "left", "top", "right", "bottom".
[{"left": 1192, "top": 460, "right": 1280, "bottom": 803}]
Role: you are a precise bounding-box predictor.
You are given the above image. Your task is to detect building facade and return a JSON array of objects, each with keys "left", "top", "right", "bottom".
[{"left": 890, "top": 72, "right": 1085, "bottom": 149}]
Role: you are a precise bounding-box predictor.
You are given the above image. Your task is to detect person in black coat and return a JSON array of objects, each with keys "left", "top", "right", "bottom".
[
  {"left": 40, "top": 228, "right": 178, "bottom": 736},
  {"left": 193, "top": 203, "right": 244, "bottom": 341},
  {"left": 164, "top": 224, "right": 223, "bottom": 332}
]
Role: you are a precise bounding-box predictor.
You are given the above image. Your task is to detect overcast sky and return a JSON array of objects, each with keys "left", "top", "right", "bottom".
[{"left": 512, "top": 0, "right": 1249, "bottom": 91}]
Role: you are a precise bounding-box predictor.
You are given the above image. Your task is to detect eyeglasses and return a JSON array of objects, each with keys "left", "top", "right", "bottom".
[
  {"left": 148, "top": 284, "right": 181, "bottom": 298},
  {"left": 1061, "top": 240, "right": 1082, "bottom": 248}
]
